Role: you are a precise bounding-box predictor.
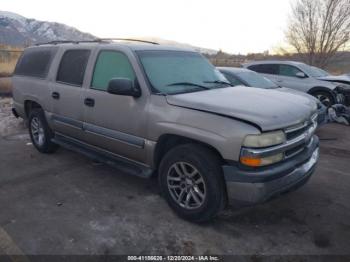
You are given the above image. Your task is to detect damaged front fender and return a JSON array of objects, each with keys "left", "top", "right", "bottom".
[{"left": 335, "top": 85, "right": 350, "bottom": 106}]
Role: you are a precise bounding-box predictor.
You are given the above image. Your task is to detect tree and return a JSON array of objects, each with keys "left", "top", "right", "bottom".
[{"left": 286, "top": 0, "right": 350, "bottom": 68}]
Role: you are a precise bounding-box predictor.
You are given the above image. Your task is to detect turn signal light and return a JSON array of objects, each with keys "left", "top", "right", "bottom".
[
  {"left": 240, "top": 153, "right": 284, "bottom": 167},
  {"left": 240, "top": 156, "right": 262, "bottom": 167}
]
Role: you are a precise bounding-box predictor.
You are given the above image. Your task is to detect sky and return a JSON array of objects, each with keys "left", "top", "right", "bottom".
[{"left": 1, "top": 0, "right": 294, "bottom": 54}]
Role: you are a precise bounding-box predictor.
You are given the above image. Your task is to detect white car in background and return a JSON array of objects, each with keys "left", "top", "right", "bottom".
[{"left": 243, "top": 61, "right": 350, "bottom": 107}]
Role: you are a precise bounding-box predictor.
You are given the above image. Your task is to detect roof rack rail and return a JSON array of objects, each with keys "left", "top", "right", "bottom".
[
  {"left": 35, "top": 38, "right": 159, "bottom": 46},
  {"left": 96, "top": 38, "right": 159, "bottom": 45},
  {"left": 35, "top": 39, "right": 101, "bottom": 46}
]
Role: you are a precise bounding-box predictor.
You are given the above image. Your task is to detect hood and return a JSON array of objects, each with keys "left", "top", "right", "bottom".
[
  {"left": 166, "top": 86, "right": 317, "bottom": 132},
  {"left": 317, "top": 75, "right": 350, "bottom": 84}
]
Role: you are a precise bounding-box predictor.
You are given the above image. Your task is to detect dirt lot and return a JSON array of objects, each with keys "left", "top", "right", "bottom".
[{"left": 0, "top": 98, "right": 350, "bottom": 258}]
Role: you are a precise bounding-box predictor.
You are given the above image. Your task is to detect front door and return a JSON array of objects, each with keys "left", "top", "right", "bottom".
[
  {"left": 274, "top": 64, "right": 312, "bottom": 92},
  {"left": 83, "top": 49, "right": 149, "bottom": 163}
]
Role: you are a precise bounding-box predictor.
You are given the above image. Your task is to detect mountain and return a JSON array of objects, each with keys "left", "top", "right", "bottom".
[
  {"left": 0, "top": 11, "right": 218, "bottom": 55},
  {"left": 0, "top": 11, "right": 95, "bottom": 46},
  {"left": 136, "top": 37, "right": 218, "bottom": 55}
]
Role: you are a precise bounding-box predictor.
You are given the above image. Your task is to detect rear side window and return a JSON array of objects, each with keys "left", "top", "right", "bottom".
[
  {"left": 91, "top": 50, "right": 136, "bottom": 91},
  {"left": 248, "top": 64, "right": 278, "bottom": 75},
  {"left": 56, "top": 50, "right": 91, "bottom": 86},
  {"left": 14, "top": 48, "right": 57, "bottom": 78}
]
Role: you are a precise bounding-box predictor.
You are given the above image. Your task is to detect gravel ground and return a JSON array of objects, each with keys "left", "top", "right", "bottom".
[{"left": 0, "top": 97, "right": 349, "bottom": 259}]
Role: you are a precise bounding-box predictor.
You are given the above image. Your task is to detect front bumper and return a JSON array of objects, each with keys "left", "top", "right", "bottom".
[{"left": 223, "top": 135, "right": 319, "bottom": 204}]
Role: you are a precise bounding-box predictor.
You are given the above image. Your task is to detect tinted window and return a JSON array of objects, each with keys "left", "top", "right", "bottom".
[
  {"left": 14, "top": 47, "right": 57, "bottom": 78},
  {"left": 222, "top": 72, "right": 245, "bottom": 86},
  {"left": 56, "top": 50, "right": 90, "bottom": 86},
  {"left": 248, "top": 64, "right": 278, "bottom": 75},
  {"left": 278, "top": 65, "right": 303, "bottom": 77},
  {"left": 92, "top": 51, "right": 136, "bottom": 91}
]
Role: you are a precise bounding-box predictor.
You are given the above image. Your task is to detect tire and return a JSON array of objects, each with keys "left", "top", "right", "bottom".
[
  {"left": 158, "top": 144, "right": 227, "bottom": 222},
  {"left": 28, "top": 109, "right": 58, "bottom": 153},
  {"left": 312, "top": 91, "right": 335, "bottom": 107}
]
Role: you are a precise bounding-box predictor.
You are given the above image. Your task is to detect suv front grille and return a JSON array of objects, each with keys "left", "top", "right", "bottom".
[
  {"left": 283, "top": 113, "right": 318, "bottom": 159},
  {"left": 286, "top": 124, "right": 310, "bottom": 140},
  {"left": 285, "top": 143, "right": 306, "bottom": 158}
]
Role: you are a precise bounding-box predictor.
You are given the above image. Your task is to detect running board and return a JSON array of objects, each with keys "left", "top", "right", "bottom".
[{"left": 52, "top": 133, "right": 153, "bottom": 179}]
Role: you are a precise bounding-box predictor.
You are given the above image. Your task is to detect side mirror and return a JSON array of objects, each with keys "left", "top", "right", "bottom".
[
  {"left": 107, "top": 78, "right": 141, "bottom": 97},
  {"left": 296, "top": 72, "right": 307, "bottom": 79}
]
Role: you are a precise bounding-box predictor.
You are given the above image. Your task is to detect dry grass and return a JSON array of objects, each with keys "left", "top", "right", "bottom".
[
  {"left": 0, "top": 61, "right": 17, "bottom": 77},
  {"left": 0, "top": 45, "right": 23, "bottom": 77},
  {"left": 0, "top": 78, "right": 12, "bottom": 95}
]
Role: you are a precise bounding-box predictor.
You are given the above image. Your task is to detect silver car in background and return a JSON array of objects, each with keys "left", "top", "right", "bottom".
[
  {"left": 218, "top": 67, "right": 328, "bottom": 126},
  {"left": 243, "top": 61, "right": 350, "bottom": 107}
]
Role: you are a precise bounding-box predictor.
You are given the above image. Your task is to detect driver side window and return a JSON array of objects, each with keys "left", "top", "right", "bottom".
[
  {"left": 278, "top": 65, "right": 303, "bottom": 78},
  {"left": 91, "top": 50, "right": 136, "bottom": 91}
]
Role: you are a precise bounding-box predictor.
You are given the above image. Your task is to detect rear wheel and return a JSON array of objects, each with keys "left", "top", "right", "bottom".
[
  {"left": 159, "top": 144, "right": 226, "bottom": 222},
  {"left": 29, "top": 109, "right": 58, "bottom": 153},
  {"left": 312, "top": 91, "right": 335, "bottom": 107}
]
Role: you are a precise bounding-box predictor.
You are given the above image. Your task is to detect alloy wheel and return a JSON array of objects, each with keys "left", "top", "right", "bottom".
[
  {"left": 31, "top": 117, "right": 45, "bottom": 147},
  {"left": 167, "top": 162, "right": 206, "bottom": 210}
]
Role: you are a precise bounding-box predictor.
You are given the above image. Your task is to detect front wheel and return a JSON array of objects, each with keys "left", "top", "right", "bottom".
[
  {"left": 312, "top": 91, "right": 335, "bottom": 107},
  {"left": 159, "top": 144, "right": 226, "bottom": 222}
]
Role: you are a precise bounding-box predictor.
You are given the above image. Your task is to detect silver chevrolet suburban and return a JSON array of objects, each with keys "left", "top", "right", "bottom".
[{"left": 12, "top": 40, "right": 320, "bottom": 222}]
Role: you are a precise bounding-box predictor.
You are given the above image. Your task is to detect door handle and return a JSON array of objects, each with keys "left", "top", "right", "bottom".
[
  {"left": 84, "top": 98, "right": 95, "bottom": 107},
  {"left": 52, "top": 92, "right": 60, "bottom": 99}
]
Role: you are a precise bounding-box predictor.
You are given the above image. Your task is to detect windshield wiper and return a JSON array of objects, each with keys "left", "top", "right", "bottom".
[
  {"left": 203, "top": 80, "right": 232, "bottom": 86},
  {"left": 167, "top": 82, "right": 211, "bottom": 90}
]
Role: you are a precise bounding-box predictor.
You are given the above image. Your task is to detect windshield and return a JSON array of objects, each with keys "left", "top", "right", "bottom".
[
  {"left": 136, "top": 50, "right": 229, "bottom": 94},
  {"left": 311, "top": 66, "right": 330, "bottom": 76},
  {"left": 297, "top": 63, "right": 329, "bottom": 77},
  {"left": 236, "top": 71, "right": 278, "bottom": 89}
]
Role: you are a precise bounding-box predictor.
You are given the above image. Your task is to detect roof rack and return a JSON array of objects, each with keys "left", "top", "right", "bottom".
[
  {"left": 35, "top": 39, "right": 101, "bottom": 46},
  {"left": 96, "top": 38, "right": 159, "bottom": 45},
  {"left": 35, "top": 38, "right": 159, "bottom": 46}
]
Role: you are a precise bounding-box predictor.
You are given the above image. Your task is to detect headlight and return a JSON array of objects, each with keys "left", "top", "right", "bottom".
[
  {"left": 242, "top": 131, "right": 286, "bottom": 148},
  {"left": 240, "top": 153, "right": 284, "bottom": 167},
  {"left": 240, "top": 130, "right": 286, "bottom": 167}
]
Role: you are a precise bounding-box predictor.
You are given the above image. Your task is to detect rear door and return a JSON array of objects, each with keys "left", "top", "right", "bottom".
[
  {"left": 247, "top": 64, "right": 280, "bottom": 83},
  {"left": 82, "top": 48, "right": 149, "bottom": 163},
  {"left": 49, "top": 48, "right": 91, "bottom": 140}
]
